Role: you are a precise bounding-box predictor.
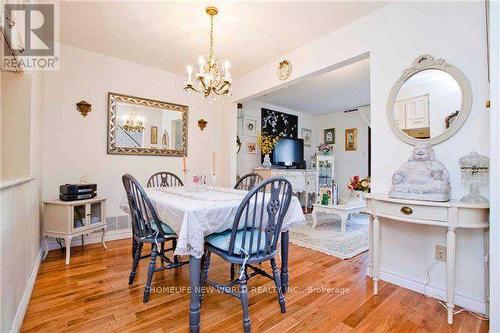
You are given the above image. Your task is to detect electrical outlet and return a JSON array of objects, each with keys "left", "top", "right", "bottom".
[{"left": 435, "top": 245, "right": 447, "bottom": 262}]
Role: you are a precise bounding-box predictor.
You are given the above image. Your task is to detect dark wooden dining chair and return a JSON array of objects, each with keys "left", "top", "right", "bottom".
[
  {"left": 201, "top": 177, "right": 293, "bottom": 333},
  {"left": 234, "top": 173, "right": 263, "bottom": 191},
  {"left": 147, "top": 171, "right": 183, "bottom": 188},
  {"left": 122, "top": 174, "right": 187, "bottom": 303}
]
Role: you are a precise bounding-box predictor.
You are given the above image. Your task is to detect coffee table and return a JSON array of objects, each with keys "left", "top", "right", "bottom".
[{"left": 312, "top": 202, "right": 366, "bottom": 234}]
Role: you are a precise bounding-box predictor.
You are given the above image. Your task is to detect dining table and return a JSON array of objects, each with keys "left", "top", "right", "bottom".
[{"left": 146, "top": 185, "right": 305, "bottom": 333}]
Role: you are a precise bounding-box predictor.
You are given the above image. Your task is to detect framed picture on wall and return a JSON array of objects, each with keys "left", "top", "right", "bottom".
[
  {"left": 151, "top": 126, "right": 158, "bottom": 145},
  {"left": 324, "top": 128, "right": 335, "bottom": 144},
  {"left": 243, "top": 117, "right": 257, "bottom": 137},
  {"left": 246, "top": 142, "right": 257, "bottom": 154},
  {"left": 301, "top": 128, "right": 312, "bottom": 147},
  {"left": 345, "top": 128, "right": 357, "bottom": 151}
]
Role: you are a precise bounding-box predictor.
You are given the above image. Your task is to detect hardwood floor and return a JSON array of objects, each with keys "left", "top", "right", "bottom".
[{"left": 22, "top": 239, "right": 488, "bottom": 332}]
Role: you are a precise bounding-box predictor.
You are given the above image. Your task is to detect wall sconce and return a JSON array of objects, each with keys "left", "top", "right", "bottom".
[
  {"left": 76, "top": 100, "right": 92, "bottom": 117},
  {"left": 198, "top": 118, "right": 208, "bottom": 131}
]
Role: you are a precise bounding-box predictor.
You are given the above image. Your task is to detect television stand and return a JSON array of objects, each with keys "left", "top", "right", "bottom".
[{"left": 254, "top": 167, "right": 315, "bottom": 208}]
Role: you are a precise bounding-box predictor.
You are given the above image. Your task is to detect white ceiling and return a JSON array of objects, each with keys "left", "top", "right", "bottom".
[
  {"left": 59, "top": 1, "right": 385, "bottom": 78},
  {"left": 255, "top": 57, "right": 370, "bottom": 115}
]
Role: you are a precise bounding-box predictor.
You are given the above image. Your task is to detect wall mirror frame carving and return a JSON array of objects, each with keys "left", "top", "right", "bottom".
[
  {"left": 386, "top": 55, "right": 472, "bottom": 145},
  {"left": 107, "top": 92, "right": 188, "bottom": 156}
]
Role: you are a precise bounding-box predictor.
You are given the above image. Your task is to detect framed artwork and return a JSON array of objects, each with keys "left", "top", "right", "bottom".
[
  {"left": 243, "top": 117, "right": 257, "bottom": 137},
  {"left": 301, "top": 128, "right": 312, "bottom": 147},
  {"left": 324, "top": 128, "right": 335, "bottom": 144},
  {"left": 246, "top": 142, "right": 257, "bottom": 154},
  {"left": 345, "top": 128, "right": 357, "bottom": 151},
  {"left": 150, "top": 126, "right": 158, "bottom": 144},
  {"left": 261, "top": 108, "right": 298, "bottom": 138}
]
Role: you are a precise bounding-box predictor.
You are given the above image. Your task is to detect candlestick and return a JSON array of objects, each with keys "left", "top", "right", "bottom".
[{"left": 182, "top": 156, "right": 187, "bottom": 174}]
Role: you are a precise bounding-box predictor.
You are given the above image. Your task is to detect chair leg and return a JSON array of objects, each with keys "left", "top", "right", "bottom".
[
  {"left": 143, "top": 244, "right": 158, "bottom": 303},
  {"left": 271, "top": 258, "right": 286, "bottom": 313},
  {"left": 131, "top": 238, "right": 138, "bottom": 259},
  {"left": 238, "top": 275, "right": 251, "bottom": 333},
  {"left": 230, "top": 263, "right": 235, "bottom": 280},
  {"left": 129, "top": 242, "right": 143, "bottom": 285},
  {"left": 200, "top": 250, "right": 211, "bottom": 303},
  {"left": 160, "top": 242, "right": 165, "bottom": 265},
  {"left": 172, "top": 238, "right": 179, "bottom": 265}
]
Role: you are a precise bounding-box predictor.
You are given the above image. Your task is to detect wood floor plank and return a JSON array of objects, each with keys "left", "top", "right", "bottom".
[{"left": 21, "top": 238, "right": 487, "bottom": 332}]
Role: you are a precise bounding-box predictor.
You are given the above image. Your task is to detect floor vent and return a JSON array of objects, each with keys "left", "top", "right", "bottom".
[{"left": 106, "top": 215, "right": 131, "bottom": 231}]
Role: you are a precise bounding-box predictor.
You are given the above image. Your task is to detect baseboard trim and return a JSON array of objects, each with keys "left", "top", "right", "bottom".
[
  {"left": 46, "top": 228, "right": 132, "bottom": 250},
  {"left": 379, "top": 268, "right": 487, "bottom": 314},
  {"left": 10, "top": 249, "right": 43, "bottom": 333}
]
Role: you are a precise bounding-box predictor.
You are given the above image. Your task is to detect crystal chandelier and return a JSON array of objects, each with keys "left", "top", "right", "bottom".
[
  {"left": 184, "top": 6, "right": 231, "bottom": 100},
  {"left": 123, "top": 112, "right": 145, "bottom": 132}
]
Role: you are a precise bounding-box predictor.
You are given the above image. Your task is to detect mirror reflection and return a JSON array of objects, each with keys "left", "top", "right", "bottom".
[
  {"left": 393, "top": 69, "right": 461, "bottom": 139},
  {"left": 115, "top": 102, "right": 183, "bottom": 150}
]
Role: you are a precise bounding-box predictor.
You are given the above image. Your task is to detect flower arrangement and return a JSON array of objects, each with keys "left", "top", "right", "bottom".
[
  {"left": 348, "top": 175, "right": 370, "bottom": 192},
  {"left": 257, "top": 133, "right": 279, "bottom": 155}
]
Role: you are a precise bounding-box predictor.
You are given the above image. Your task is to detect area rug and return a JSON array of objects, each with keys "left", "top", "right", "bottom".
[{"left": 289, "top": 212, "right": 369, "bottom": 259}]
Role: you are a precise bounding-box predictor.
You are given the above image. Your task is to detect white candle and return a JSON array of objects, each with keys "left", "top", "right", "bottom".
[
  {"left": 182, "top": 156, "right": 187, "bottom": 174},
  {"left": 224, "top": 60, "right": 231, "bottom": 80},
  {"left": 212, "top": 152, "right": 216, "bottom": 173},
  {"left": 186, "top": 65, "right": 193, "bottom": 84}
]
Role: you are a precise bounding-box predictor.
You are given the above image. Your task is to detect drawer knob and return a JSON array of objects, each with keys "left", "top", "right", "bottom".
[{"left": 400, "top": 206, "right": 413, "bottom": 215}]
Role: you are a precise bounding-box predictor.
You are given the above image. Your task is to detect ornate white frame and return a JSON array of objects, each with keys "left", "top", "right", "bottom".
[
  {"left": 107, "top": 92, "right": 188, "bottom": 157},
  {"left": 386, "top": 55, "right": 472, "bottom": 145}
]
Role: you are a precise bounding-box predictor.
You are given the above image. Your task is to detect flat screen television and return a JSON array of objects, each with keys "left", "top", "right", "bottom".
[{"left": 272, "top": 138, "right": 304, "bottom": 168}]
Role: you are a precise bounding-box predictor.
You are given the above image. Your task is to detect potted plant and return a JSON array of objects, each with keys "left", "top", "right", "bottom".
[
  {"left": 257, "top": 133, "right": 278, "bottom": 169},
  {"left": 348, "top": 175, "right": 370, "bottom": 200}
]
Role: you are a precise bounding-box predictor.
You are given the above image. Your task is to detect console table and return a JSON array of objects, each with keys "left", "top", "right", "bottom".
[
  {"left": 42, "top": 197, "right": 107, "bottom": 264},
  {"left": 254, "top": 168, "right": 316, "bottom": 207},
  {"left": 364, "top": 193, "right": 489, "bottom": 325}
]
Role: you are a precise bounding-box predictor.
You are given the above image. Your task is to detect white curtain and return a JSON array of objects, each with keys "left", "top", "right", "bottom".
[{"left": 357, "top": 105, "right": 371, "bottom": 128}]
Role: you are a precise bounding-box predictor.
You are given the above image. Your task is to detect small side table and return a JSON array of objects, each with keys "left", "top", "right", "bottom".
[
  {"left": 312, "top": 202, "right": 366, "bottom": 234},
  {"left": 42, "top": 197, "right": 107, "bottom": 264}
]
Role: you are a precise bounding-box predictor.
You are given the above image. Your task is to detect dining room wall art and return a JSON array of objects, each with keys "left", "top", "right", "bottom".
[
  {"left": 243, "top": 117, "right": 257, "bottom": 137},
  {"left": 301, "top": 128, "right": 312, "bottom": 147},
  {"left": 324, "top": 128, "right": 335, "bottom": 144},
  {"left": 246, "top": 142, "right": 257, "bottom": 154},
  {"left": 261, "top": 108, "right": 298, "bottom": 138},
  {"left": 345, "top": 128, "right": 357, "bottom": 151}
]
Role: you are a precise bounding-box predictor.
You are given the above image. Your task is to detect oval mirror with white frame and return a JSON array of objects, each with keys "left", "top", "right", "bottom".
[{"left": 387, "top": 55, "right": 472, "bottom": 145}]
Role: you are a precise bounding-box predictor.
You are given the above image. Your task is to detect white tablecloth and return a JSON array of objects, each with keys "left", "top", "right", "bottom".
[{"left": 146, "top": 186, "right": 305, "bottom": 258}]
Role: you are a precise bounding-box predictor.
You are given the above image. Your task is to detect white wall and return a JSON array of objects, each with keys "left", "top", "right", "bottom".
[
  {"left": 1, "top": 72, "right": 31, "bottom": 179},
  {"left": 0, "top": 71, "right": 44, "bottom": 332},
  {"left": 488, "top": 0, "right": 500, "bottom": 330},
  {"left": 233, "top": 2, "right": 490, "bottom": 313},
  {"left": 311, "top": 111, "right": 369, "bottom": 197},
  {"left": 42, "top": 44, "right": 226, "bottom": 218},
  {"left": 236, "top": 100, "right": 313, "bottom": 176}
]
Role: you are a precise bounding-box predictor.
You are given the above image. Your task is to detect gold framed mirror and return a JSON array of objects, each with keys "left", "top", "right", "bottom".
[{"left": 107, "top": 92, "right": 188, "bottom": 156}]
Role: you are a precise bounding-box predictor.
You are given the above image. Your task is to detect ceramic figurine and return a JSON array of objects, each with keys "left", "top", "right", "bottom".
[{"left": 389, "top": 144, "right": 450, "bottom": 202}]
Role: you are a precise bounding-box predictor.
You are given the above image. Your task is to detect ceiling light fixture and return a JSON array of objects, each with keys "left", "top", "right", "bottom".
[{"left": 184, "top": 6, "right": 231, "bottom": 101}]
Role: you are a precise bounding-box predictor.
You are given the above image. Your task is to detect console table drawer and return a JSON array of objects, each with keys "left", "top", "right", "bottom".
[{"left": 376, "top": 201, "right": 447, "bottom": 222}]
